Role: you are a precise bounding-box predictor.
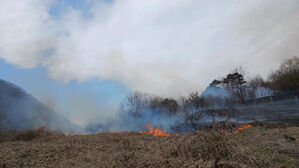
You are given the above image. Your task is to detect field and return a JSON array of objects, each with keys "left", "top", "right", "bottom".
[{"left": 0, "top": 123, "right": 298, "bottom": 168}]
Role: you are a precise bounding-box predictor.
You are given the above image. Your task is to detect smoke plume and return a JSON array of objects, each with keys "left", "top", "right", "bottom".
[{"left": 1, "top": 0, "right": 299, "bottom": 96}]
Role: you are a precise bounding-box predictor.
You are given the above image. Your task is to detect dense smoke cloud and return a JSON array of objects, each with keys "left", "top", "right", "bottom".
[{"left": 1, "top": 0, "right": 299, "bottom": 96}]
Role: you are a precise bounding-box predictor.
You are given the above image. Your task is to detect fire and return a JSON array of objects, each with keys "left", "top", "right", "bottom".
[
  {"left": 139, "top": 124, "right": 170, "bottom": 137},
  {"left": 234, "top": 124, "right": 252, "bottom": 134},
  {"left": 70, "top": 132, "right": 87, "bottom": 136},
  {"left": 111, "top": 131, "right": 121, "bottom": 134}
]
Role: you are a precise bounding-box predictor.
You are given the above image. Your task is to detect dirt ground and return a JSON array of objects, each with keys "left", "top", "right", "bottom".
[{"left": 0, "top": 125, "right": 298, "bottom": 168}]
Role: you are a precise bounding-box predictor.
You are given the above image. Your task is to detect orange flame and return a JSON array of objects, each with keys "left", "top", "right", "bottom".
[
  {"left": 112, "top": 131, "right": 121, "bottom": 134},
  {"left": 139, "top": 124, "right": 170, "bottom": 137},
  {"left": 234, "top": 124, "right": 252, "bottom": 134},
  {"left": 70, "top": 132, "right": 87, "bottom": 136}
]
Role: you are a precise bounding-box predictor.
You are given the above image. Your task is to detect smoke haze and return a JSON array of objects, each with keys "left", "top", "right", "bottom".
[{"left": 1, "top": 0, "right": 299, "bottom": 96}]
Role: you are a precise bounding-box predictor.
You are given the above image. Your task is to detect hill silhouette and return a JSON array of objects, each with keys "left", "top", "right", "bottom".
[{"left": 0, "top": 79, "right": 81, "bottom": 133}]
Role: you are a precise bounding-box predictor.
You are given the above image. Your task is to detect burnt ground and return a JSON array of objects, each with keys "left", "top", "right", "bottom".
[{"left": 0, "top": 125, "right": 298, "bottom": 168}]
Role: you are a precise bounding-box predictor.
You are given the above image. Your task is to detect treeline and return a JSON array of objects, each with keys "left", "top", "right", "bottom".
[
  {"left": 123, "top": 91, "right": 205, "bottom": 115},
  {"left": 88, "top": 56, "right": 298, "bottom": 132},
  {"left": 122, "top": 91, "right": 208, "bottom": 131},
  {"left": 201, "top": 56, "right": 299, "bottom": 105},
  {"left": 123, "top": 56, "right": 299, "bottom": 115},
  {"left": 268, "top": 56, "right": 299, "bottom": 95}
]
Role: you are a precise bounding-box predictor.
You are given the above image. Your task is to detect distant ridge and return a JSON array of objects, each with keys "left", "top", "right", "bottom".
[{"left": 0, "top": 79, "right": 81, "bottom": 133}]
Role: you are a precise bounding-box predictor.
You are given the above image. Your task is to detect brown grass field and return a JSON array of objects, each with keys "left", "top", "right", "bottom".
[{"left": 0, "top": 123, "right": 298, "bottom": 168}]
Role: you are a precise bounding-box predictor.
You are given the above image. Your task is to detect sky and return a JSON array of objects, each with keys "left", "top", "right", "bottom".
[
  {"left": 1, "top": 0, "right": 299, "bottom": 125},
  {"left": 0, "top": 58, "right": 128, "bottom": 125}
]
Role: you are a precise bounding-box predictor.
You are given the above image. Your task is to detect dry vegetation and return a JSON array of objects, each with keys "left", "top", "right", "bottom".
[{"left": 0, "top": 124, "right": 298, "bottom": 168}]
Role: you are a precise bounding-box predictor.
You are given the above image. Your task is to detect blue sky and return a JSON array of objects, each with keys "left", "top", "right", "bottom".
[
  {"left": 0, "top": 59, "right": 128, "bottom": 105},
  {"left": 0, "top": 56, "right": 129, "bottom": 125},
  {"left": 50, "top": 0, "right": 94, "bottom": 18}
]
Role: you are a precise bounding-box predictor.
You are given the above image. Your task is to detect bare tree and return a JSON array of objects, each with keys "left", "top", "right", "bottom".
[
  {"left": 126, "top": 91, "right": 149, "bottom": 116},
  {"left": 247, "top": 75, "right": 265, "bottom": 99},
  {"left": 125, "top": 91, "right": 180, "bottom": 116},
  {"left": 269, "top": 56, "right": 299, "bottom": 95},
  {"left": 178, "top": 92, "right": 207, "bottom": 130}
]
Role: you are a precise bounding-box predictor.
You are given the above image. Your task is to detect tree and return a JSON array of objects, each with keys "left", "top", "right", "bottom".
[
  {"left": 177, "top": 92, "right": 207, "bottom": 130},
  {"left": 209, "top": 79, "right": 222, "bottom": 87},
  {"left": 125, "top": 91, "right": 180, "bottom": 116},
  {"left": 158, "top": 98, "right": 179, "bottom": 114},
  {"left": 247, "top": 75, "right": 265, "bottom": 99},
  {"left": 222, "top": 68, "right": 247, "bottom": 104},
  {"left": 149, "top": 96, "right": 179, "bottom": 114},
  {"left": 269, "top": 56, "right": 299, "bottom": 95},
  {"left": 125, "top": 91, "right": 149, "bottom": 116},
  {"left": 179, "top": 92, "right": 207, "bottom": 113}
]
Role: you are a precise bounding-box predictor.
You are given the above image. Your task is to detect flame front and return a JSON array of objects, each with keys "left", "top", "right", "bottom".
[
  {"left": 234, "top": 124, "right": 252, "bottom": 134},
  {"left": 70, "top": 132, "right": 87, "bottom": 136},
  {"left": 139, "top": 124, "right": 170, "bottom": 137}
]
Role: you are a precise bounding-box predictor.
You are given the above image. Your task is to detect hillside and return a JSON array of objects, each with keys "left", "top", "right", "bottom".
[{"left": 0, "top": 79, "right": 80, "bottom": 133}]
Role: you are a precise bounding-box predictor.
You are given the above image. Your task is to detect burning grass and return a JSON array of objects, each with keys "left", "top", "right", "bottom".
[
  {"left": 138, "top": 124, "right": 171, "bottom": 137},
  {"left": 233, "top": 124, "right": 252, "bottom": 134},
  {"left": 0, "top": 123, "right": 298, "bottom": 168}
]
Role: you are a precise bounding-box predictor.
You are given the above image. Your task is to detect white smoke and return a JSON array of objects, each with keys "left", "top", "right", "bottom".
[
  {"left": 1, "top": 0, "right": 299, "bottom": 96},
  {"left": 0, "top": 0, "right": 54, "bottom": 68}
]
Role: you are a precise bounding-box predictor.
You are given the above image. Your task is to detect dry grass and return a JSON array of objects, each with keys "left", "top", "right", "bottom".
[
  {"left": 0, "top": 125, "right": 298, "bottom": 168},
  {"left": 233, "top": 126, "right": 299, "bottom": 168}
]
